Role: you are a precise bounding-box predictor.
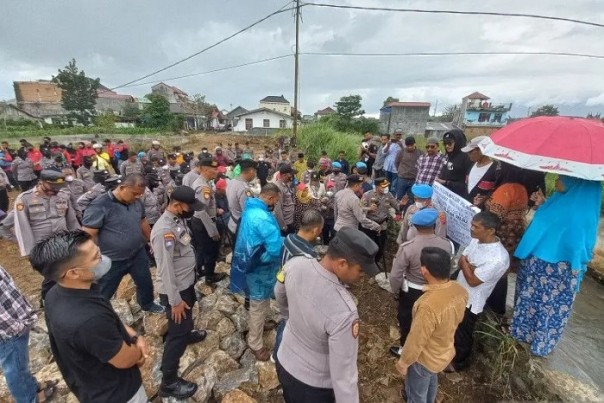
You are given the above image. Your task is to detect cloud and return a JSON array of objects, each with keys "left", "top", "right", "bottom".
[{"left": 0, "top": 0, "right": 603, "bottom": 118}]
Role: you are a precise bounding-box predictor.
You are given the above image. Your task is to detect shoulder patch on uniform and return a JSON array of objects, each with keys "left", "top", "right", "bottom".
[
  {"left": 203, "top": 187, "right": 211, "bottom": 200},
  {"left": 16, "top": 203, "right": 24, "bottom": 211},
  {"left": 164, "top": 232, "right": 176, "bottom": 248},
  {"left": 352, "top": 319, "right": 360, "bottom": 339},
  {"left": 276, "top": 269, "right": 285, "bottom": 283}
]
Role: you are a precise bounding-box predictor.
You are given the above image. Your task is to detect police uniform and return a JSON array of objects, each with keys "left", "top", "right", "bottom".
[
  {"left": 327, "top": 170, "right": 347, "bottom": 192},
  {"left": 181, "top": 170, "right": 199, "bottom": 188},
  {"left": 151, "top": 192, "right": 205, "bottom": 394},
  {"left": 190, "top": 160, "right": 223, "bottom": 282},
  {"left": 119, "top": 159, "right": 143, "bottom": 177},
  {"left": 77, "top": 183, "right": 106, "bottom": 213},
  {"left": 226, "top": 177, "right": 253, "bottom": 235},
  {"left": 76, "top": 165, "right": 95, "bottom": 189},
  {"left": 65, "top": 177, "right": 87, "bottom": 220},
  {"left": 397, "top": 184, "right": 447, "bottom": 244},
  {"left": 143, "top": 187, "right": 161, "bottom": 225},
  {"left": 334, "top": 178, "right": 381, "bottom": 233},
  {"left": 274, "top": 171, "right": 296, "bottom": 234},
  {"left": 389, "top": 209, "right": 454, "bottom": 355},
  {"left": 360, "top": 179, "right": 399, "bottom": 264},
  {"left": 276, "top": 228, "right": 379, "bottom": 403}
]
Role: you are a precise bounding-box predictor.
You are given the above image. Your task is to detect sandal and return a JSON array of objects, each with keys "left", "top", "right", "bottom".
[
  {"left": 37, "top": 380, "right": 59, "bottom": 392},
  {"left": 252, "top": 347, "right": 271, "bottom": 361},
  {"left": 37, "top": 385, "right": 56, "bottom": 403}
]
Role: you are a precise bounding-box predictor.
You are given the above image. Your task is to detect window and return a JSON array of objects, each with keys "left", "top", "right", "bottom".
[
  {"left": 245, "top": 118, "right": 253, "bottom": 130},
  {"left": 263, "top": 119, "right": 270, "bottom": 128},
  {"left": 478, "top": 112, "right": 490, "bottom": 122},
  {"left": 493, "top": 113, "right": 503, "bottom": 123},
  {"left": 279, "top": 119, "right": 286, "bottom": 128}
]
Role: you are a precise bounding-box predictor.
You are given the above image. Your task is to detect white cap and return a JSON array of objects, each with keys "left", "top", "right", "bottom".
[
  {"left": 92, "top": 143, "right": 102, "bottom": 149},
  {"left": 461, "top": 136, "right": 488, "bottom": 153},
  {"left": 152, "top": 140, "right": 160, "bottom": 146}
]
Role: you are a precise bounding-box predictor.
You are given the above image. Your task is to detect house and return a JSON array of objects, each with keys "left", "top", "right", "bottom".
[
  {"left": 259, "top": 95, "right": 290, "bottom": 115},
  {"left": 13, "top": 80, "right": 67, "bottom": 122},
  {"left": 0, "top": 102, "right": 43, "bottom": 125},
  {"left": 207, "top": 108, "right": 226, "bottom": 130},
  {"left": 453, "top": 91, "right": 512, "bottom": 136},
  {"left": 233, "top": 108, "right": 293, "bottom": 135},
  {"left": 424, "top": 122, "right": 460, "bottom": 140},
  {"left": 314, "top": 106, "right": 335, "bottom": 119},
  {"left": 226, "top": 106, "right": 248, "bottom": 129},
  {"left": 379, "top": 101, "right": 431, "bottom": 135},
  {"left": 151, "top": 82, "right": 191, "bottom": 104},
  {"left": 96, "top": 84, "right": 136, "bottom": 115},
  {"left": 151, "top": 82, "right": 199, "bottom": 129}
]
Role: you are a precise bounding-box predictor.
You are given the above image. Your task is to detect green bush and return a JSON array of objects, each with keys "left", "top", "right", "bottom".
[{"left": 282, "top": 122, "right": 360, "bottom": 162}]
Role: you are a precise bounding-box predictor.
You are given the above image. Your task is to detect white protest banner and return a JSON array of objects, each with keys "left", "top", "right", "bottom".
[{"left": 431, "top": 182, "right": 481, "bottom": 248}]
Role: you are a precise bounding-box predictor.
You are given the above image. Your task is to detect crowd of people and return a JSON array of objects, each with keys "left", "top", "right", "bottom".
[{"left": 0, "top": 129, "right": 600, "bottom": 403}]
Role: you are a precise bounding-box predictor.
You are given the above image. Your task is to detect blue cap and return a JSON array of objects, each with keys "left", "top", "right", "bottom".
[
  {"left": 411, "top": 208, "right": 438, "bottom": 226},
  {"left": 137, "top": 151, "right": 146, "bottom": 159},
  {"left": 355, "top": 161, "right": 367, "bottom": 169},
  {"left": 332, "top": 161, "right": 342, "bottom": 169},
  {"left": 411, "top": 184, "right": 433, "bottom": 199}
]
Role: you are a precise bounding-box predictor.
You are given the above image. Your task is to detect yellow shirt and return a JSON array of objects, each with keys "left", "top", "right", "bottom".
[
  {"left": 400, "top": 281, "right": 468, "bottom": 373},
  {"left": 293, "top": 159, "right": 307, "bottom": 181}
]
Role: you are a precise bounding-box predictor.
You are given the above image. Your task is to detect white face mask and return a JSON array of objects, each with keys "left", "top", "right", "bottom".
[
  {"left": 65, "top": 175, "right": 74, "bottom": 182},
  {"left": 326, "top": 191, "right": 334, "bottom": 197},
  {"left": 415, "top": 201, "right": 426, "bottom": 209},
  {"left": 381, "top": 186, "right": 389, "bottom": 194}
]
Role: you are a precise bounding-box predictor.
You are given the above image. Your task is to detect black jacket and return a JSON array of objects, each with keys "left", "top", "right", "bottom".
[{"left": 440, "top": 130, "right": 473, "bottom": 197}]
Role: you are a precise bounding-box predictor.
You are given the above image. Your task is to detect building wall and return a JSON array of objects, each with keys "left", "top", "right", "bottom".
[
  {"left": 96, "top": 98, "right": 133, "bottom": 115},
  {"left": 259, "top": 101, "right": 290, "bottom": 115},
  {"left": 464, "top": 110, "right": 509, "bottom": 126},
  {"left": 151, "top": 84, "right": 178, "bottom": 103},
  {"left": 14, "top": 81, "right": 62, "bottom": 103},
  {"left": 379, "top": 106, "right": 430, "bottom": 135},
  {"left": 18, "top": 102, "right": 66, "bottom": 118},
  {"left": 0, "top": 104, "right": 42, "bottom": 123},
  {"left": 233, "top": 110, "right": 293, "bottom": 132}
]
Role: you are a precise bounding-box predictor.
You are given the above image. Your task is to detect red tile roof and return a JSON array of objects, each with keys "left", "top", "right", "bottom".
[
  {"left": 464, "top": 91, "right": 490, "bottom": 100},
  {"left": 386, "top": 102, "right": 431, "bottom": 108},
  {"left": 315, "top": 106, "right": 335, "bottom": 115}
]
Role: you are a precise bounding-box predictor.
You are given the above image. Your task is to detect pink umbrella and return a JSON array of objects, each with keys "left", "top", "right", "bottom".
[{"left": 480, "top": 116, "right": 604, "bottom": 181}]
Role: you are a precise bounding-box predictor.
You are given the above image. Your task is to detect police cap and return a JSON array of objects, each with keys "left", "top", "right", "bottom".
[
  {"left": 411, "top": 207, "right": 438, "bottom": 227},
  {"left": 411, "top": 184, "right": 433, "bottom": 199},
  {"left": 331, "top": 227, "right": 379, "bottom": 276},
  {"left": 170, "top": 186, "right": 203, "bottom": 211},
  {"left": 40, "top": 170, "right": 66, "bottom": 185},
  {"left": 346, "top": 174, "right": 363, "bottom": 184},
  {"left": 199, "top": 157, "right": 218, "bottom": 168}
]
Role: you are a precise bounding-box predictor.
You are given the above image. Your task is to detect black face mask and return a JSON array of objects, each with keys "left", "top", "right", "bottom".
[
  {"left": 179, "top": 209, "right": 195, "bottom": 219},
  {"left": 267, "top": 203, "right": 276, "bottom": 212}
]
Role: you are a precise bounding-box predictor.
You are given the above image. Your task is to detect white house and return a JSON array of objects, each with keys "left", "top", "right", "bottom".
[
  {"left": 233, "top": 108, "right": 293, "bottom": 134},
  {"left": 259, "top": 95, "right": 290, "bottom": 115}
]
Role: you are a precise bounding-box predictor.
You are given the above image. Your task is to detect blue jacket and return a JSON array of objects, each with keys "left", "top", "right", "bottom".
[{"left": 230, "top": 198, "right": 283, "bottom": 300}]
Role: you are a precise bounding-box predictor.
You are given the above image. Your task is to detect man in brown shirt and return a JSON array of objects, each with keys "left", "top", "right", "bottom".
[{"left": 396, "top": 247, "right": 468, "bottom": 403}]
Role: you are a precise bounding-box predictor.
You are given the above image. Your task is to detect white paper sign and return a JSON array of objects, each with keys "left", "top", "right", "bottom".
[{"left": 431, "top": 182, "right": 481, "bottom": 248}]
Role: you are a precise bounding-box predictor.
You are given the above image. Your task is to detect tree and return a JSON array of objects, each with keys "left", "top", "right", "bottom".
[
  {"left": 52, "top": 59, "right": 100, "bottom": 126},
  {"left": 334, "top": 95, "right": 365, "bottom": 121},
  {"left": 94, "top": 112, "right": 116, "bottom": 129},
  {"left": 352, "top": 116, "right": 380, "bottom": 134},
  {"left": 142, "top": 94, "right": 172, "bottom": 128},
  {"left": 122, "top": 103, "right": 142, "bottom": 122},
  {"left": 383, "top": 96, "right": 399, "bottom": 106},
  {"left": 431, "top": 104, "right": 459, "bottom": 122},
  {"left": 531, "top": 104, "right": 559, "bottom": 117}
]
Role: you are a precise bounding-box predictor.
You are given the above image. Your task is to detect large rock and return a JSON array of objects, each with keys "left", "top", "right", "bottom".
[
  {"left": 221, "top": 389, "right": 258, "bottom": 403},
  {"left": 195, "top": 281, "right": 214, "bottom": 298},
  {"left": 255, "top": 361, "right": 280, "bottom": 391},
  {"left": 262, "top": 329, "right": 276, "bottom": 353},
  {"left": 143, "top": 312, "right": 168, "bottom": 336},
  {"left": 374, "top": 272, "right": 393, "bottom": 293},
  {"left": 230, "top": 305, "right": 249, "bottom": 333},
  {"left": 29, "top": 331, "right": 52, "bottom": 373},
  {"left": 213, "top": 365, "right": 258, "bottom": 400},
  {"left": 200, "top": 293, "right": 219, "bottom": 312},
  {"left": 195, "top": 309, "right": 226, "bottom": 331},
  {"left": 180, "top": 330, "right": 220, "bottom": 372},
  {"left": 36, "top": 362, "right": 71, "bottom": 398},
  {"left": 116, "top": 275, "right": 136, "bottom": 300},
  {"left": 187, "top": 365, "right": 218, "bottom": 403},
  {"left": 204, "top": 350, "right": 239, "bottom": 377},
  {"left": 215, "top": 261, "right": 231, "bottom": 275},
  {"left": 215, "top": 317, "right": 236, "bottom": 339},
  {"left": 112, "top": 299, "right": 134, "bottom": 326},
  {"left": 140, "top": 336, "right": 164, "bottom": 396},
  {"left": 226, "top": 252, "right": 233, "bottom": 264},
  {"left": 239, "top": 349, "right": 257, "bottom": 370},
  {"left": 215, "top": 295, "right": 239, "bottom": 316},
  {"left": 220, "top": 332, "right": 247, "bottom": 360}
]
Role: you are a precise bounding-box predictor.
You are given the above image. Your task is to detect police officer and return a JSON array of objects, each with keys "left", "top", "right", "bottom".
[
  {"left": 61, "top": 167, "right": 87, "bottom": 220},
  {"left": 151, "top": 186, "right": 208, "bottom": 399},
  {"left": 360, "top": 178, "right": 401, "bottom": 265},
  {"left": 397, "top": 184, "right": 447, "bottom": 244},
  {"left": 388, "top": 208, "right": 454, "bottom": 358},
  {"left": 275, "top": 227, "right": 378, "bottom": 402},
  {"left": 326, "top": 162, "right": 347, "bottom": 192},
  {"left": 120, "top": 153, "right": 144, "bottom": 177},
  {"left": 182, "top": 159, "right": 201, "bottom": 188},
  {"left": 274, "top": 166, "right": 296, "bottom": 235},
  {"left": 14, "top": 170, "right": 81, "bottom": 300},
  {"left": 76, "top": 170, "right": 113, "bottom": 213},
  {"left": 226, "top": 159, "right": 257, "bottom": 239},
  {"left": 76, "top": 156, "right": 95, "bottom": 189},
  {"left": 191, "top": 157, "right": 226, "bottom": 284},
  {"left": 142, "top": 170, "right": 161, "bottom": 226},
  {"left": 334, "top": 174, "right": 381, "bottom": 233}
]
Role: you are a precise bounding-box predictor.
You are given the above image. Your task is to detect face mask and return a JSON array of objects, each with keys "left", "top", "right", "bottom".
[
  {"left": 415, "top": 201, "right": 426, "bottom": 209},
  {"left": 179, "top": 208, "right": 195, "bottom": 219},
  {"left": 89, "top": 255, "right": 112, "bottom": 281},
  {"left": 84, "top": 162, "right": 92, "bottom": 168},
  {"left": 381, "top": 186, "right": 390, "bottom": 194},
  {"left": 326, "top": 191, "right": 334, "bottom": 197},
  {"left": 65, "top": 175, "right": 74, "bottom": 182}
]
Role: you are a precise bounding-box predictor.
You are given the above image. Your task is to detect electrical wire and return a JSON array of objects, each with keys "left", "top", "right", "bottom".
[
  {"left": 302, "top": 2, "right": 604, "bottom": 29},
  {"left": 301, "top": 51, "right": 604, "bottom": 60},
  {"left": 109, "top": 2, "right": 298, "bottom": 91}
]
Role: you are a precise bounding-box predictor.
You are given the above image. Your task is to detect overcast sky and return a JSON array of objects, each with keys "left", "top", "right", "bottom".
[{"left": 1, "top": 0, "right": 603, "bottom": 118}]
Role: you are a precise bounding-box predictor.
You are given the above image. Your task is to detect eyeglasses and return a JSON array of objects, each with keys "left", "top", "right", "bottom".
[
  {"left": 443, "top": 142, "right": 453, "bottom": 146},
  {"left": 426, "top": 145, "right": 437, "bottom": 149}
]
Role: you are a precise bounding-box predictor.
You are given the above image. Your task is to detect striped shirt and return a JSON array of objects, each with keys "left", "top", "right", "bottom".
[
  {"left": 0, "top": 265, "right": 36, "bottom": 339},
  {"left": 415, "top": 153, "right": 446, "bottom": 185}
]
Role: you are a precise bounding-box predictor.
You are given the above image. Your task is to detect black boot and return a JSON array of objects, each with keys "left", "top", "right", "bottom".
[
  {"left": 205, "top": 272, "right": 226, "bottom": 284},
  {"left": 187, "top": 329, "right": 207, "bottom": 345},
  {"left": 159, "top": 377, "right": 198, "bottom": 399}
]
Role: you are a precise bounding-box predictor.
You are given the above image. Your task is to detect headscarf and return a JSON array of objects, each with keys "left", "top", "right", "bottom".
[{"left": 514, "top": 176, "right": 602, "bottom": 288}]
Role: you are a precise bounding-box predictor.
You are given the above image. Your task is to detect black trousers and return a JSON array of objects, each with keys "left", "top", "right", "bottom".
[
  {"left": 276, "top": 360, "right": 335, "bottom": 403},
  {"left": 486, "top": 274, "right": 508, "bottom": 316},
  {"left": 0, "top": 188, "right": 8, "bottom": 213},
  {"left": 191, "top": 218, "right": 220, "bottom": 277},
  {"left": 397, "top": 288, "right": 424, "bottom": 346},
  {"left": 159, "top": 285, "right": 196, "bottom": 382},
  {"left": 453, "top": 308, "right": 478, "bottom": 370},
  {"left": 322, "top": 217, "right": 334, "bottom": 245},
  {"left": 360, "top": 226, "right": 386, "bottom": 265}
]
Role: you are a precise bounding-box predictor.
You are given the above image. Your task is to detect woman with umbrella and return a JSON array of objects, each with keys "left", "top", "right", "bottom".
[{"left": 481, "top": 116, "right": 603, "bottom": 356}]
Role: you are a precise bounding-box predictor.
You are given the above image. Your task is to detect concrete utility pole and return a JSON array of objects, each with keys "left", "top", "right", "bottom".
[{"left": 292, "top": 0, "right": 301, "bottom": 139}]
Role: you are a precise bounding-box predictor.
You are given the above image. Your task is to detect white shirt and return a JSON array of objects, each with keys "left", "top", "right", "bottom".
[
  {"left": 456, "top": 238, "right": 509, "bottom": 314},
  {"left": 467, "top": 162, "right": 493, "bottom": 194}
]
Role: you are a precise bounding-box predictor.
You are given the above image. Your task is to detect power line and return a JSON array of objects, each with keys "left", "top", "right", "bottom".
[
  {"left": 302, "top": 2, "right": 604, "bottom": 29},
  {"left": 110, "top": 2, "right": 298, "bottom": 91},
  {"left": 301, "top": 51, "right": 604, "bottom": 60}
]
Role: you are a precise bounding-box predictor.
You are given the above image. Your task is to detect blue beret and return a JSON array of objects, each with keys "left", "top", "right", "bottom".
[
  {"left": 411, "top": 207, "right": 438, "bottom": 226},
  {"left": 137, "top": 151, "right": 146, "bottom": 159},
  {"left": 355, "top": 161, "right": 367, "bottom": 169},
  {"left": 411, "top": 184, "right": 433, "bottom": 199},
  {"left": 332, "top": 161, "right": 342, "bottom": 169}
]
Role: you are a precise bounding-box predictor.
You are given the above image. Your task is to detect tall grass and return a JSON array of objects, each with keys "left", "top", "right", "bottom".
[{"left": 287, "top": 122, "right": 361, "bottom": 162}]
